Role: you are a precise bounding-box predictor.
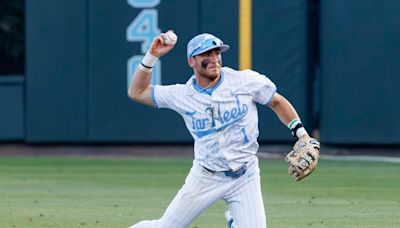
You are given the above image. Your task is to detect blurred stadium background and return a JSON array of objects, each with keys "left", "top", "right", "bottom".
[
  {"left": 0, "top": 0, "right": 399, "bottom": 227},
  {"left": 1, "top": 0, "right": 399, "bottom": 146}
]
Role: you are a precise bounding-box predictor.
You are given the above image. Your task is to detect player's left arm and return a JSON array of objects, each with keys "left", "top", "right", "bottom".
[
  {"left": 268, "top": 92, "right": 308, "bottom": 137},
  {"left": 268, "top": 92, "right": 320, "bottom": 181}
]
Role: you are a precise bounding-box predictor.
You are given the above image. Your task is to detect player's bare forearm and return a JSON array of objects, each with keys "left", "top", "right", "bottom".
[
  {"left": 127, "top": 30, "right": 177, "bottom": 106},
  {"left": 127, "top": 68, "right": 153, "bottom": 106},
  {"left": 268, "top": 93, "right": 303, "bottom": 129}
]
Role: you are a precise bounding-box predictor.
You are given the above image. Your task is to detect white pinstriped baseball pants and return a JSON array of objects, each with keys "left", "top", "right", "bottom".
[{"left": 130, "top": 157, "right": 266, "bottom": 228}]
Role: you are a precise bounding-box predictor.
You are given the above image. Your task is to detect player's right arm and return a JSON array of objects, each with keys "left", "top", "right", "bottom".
[
  {"left": 128, "top": 31, "right": 176, "bottom": 106},
  {"left": 128, "top": 64, "right": 154, "bottom": 106}
]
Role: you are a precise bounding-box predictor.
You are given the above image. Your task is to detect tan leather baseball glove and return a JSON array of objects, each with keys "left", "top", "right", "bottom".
[{"left": 285, "top": 136, "right": 320, "bottom": 181}]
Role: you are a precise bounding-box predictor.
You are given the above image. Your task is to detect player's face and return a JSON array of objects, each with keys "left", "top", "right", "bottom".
[{"left": 192, "top": 49, "right": 222, "bottom": 80}]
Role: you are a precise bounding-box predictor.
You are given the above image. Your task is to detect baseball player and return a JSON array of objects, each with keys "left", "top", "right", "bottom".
[{"left": 128, "top": 31, "right": 320, "bottom": 228}]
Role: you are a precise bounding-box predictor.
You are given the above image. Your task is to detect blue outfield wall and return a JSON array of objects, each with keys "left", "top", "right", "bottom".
[
  {"left": 25, "top": 0, "right": 87, "bottom": 142},
  {"left": 0, "top": 76, "right": 24, "bottom": 141},
  {"left": 319, "top": 0, "right": 400, "bottom": 144},
  {"left": 253, "top": 0, "right": 311, "bottom": 142},
  {"left": 87, "top": 0, "right": 197, "bottom": 142},
  {"left": 25, "top": 0, "right": 311, "bottom": 143}
]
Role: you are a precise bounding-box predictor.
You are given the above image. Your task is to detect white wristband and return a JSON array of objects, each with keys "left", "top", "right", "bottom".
[
  {"left": 138, "top": 63, "right": 153, "bottom": 72},
  {"left": 288, "top": 118, "right": 309, "bottom": 138},
  {"left": 141, "top": 52, "right": 158, "bottom": 68},
  {"left": 296, "top": 127, "right": 308, "bottom": 138}
]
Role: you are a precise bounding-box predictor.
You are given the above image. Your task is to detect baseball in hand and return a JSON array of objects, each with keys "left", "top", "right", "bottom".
[{"left": 163, "top": 31, "right": 178, "bottom": 45}]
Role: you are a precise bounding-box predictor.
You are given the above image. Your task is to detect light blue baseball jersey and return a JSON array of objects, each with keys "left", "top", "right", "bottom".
[{"left": 151, "top": 67, "right": 276, "bottom": 171}]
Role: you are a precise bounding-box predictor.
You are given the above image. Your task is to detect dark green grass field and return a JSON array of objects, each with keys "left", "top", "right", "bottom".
[{"left": 0, "top": 156, "right": 399, "bottom": 227}]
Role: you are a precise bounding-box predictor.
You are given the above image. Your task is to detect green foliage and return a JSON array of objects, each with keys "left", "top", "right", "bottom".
[
  {"left": 0, "top": 0, "right": 25, "bottom": 75},
  {"left": 0, "top": 156, "right": 399, "bottom": 227}
]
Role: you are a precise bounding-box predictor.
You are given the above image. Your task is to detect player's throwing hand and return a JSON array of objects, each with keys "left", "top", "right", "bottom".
[{"left": 149, "top": 30, "right": 177, "bottom": 58}]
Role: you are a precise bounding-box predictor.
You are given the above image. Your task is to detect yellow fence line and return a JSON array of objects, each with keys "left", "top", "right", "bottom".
[{"left": 239, "top": 0, "right": 252, "bottom": 70}]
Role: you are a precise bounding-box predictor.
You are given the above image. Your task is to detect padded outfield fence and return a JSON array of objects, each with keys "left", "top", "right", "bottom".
[{"left": 0, "top": 0, "right": 399, "bottom": 146}]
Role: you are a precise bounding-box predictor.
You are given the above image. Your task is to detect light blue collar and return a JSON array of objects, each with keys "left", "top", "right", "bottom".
[{"left": 192, "top": 71, "right": 224, "bottom": 95}]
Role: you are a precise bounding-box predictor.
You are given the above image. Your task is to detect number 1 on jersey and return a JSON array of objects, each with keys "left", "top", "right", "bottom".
[{"left": 240, "top": 128, "right": 249, "bottom": 144}]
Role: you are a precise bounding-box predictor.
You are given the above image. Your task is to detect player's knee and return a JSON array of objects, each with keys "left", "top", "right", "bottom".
[{"left": 129, "top": 220, "right": 158, "bottom": 228}]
